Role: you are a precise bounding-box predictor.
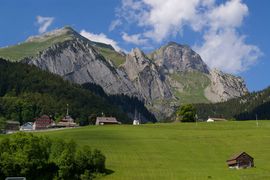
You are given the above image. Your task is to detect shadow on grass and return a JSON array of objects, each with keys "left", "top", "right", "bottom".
[{"left": 105, "top": 168, "right": 114, "bottom": 175}]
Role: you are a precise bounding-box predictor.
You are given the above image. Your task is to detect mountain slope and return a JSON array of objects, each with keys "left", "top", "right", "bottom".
[{"left": 0, "top": 27, "right": 249, "bottom": 120}]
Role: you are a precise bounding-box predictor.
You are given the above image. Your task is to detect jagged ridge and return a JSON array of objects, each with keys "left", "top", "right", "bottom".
[{"left": 0, "top": 27, "right": 249, "bottom": 120}]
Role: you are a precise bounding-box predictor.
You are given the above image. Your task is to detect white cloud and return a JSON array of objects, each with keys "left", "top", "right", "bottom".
[
  {"left": 113, "top": 0, "right": 262, "bottom": 73},
  {"left": 36, "top": 16, "right": 54, "bottom": 34},
  {"left": 208, "top": 0, "right": 248, "bottom": 30},
  {"left": 122, "top": 32, "right": 148, "bottom": 45},
  {"left": 194, "top": 29, "right": 262, "bottom": 73},
  {"left": 80, "top": 30, "right": 121, "bottom": 51},
  {"left": 109, "top": 19, "right": 122, "bottom": 31}
]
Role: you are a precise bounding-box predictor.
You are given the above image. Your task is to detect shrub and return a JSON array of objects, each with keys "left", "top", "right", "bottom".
[{"left": 0, "top": 132, "right": 106, "bottom": 180}]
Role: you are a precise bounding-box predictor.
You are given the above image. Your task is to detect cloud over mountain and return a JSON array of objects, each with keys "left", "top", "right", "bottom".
[
  {"left": 36, "top": 16, "right": 54, "bottom": 34},
  {"left": 113, "top": 0, "right": 262, "bottom": 74},
  {"left": 80, "top": 30, "right": 121, "bottom": 51}
]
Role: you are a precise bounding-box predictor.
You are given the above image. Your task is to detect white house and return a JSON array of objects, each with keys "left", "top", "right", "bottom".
[
  {"left": 133, "top": 119, "right": 140, "bottom": 125},
  {"left": 207, "top": 117, "right": 227, "bottom": 122},
  {"left": 20, "top": 122, "right": 34, "bottom": 131},
  {"left": 133, "top": 110, "right": 141, "bottom": 125}
]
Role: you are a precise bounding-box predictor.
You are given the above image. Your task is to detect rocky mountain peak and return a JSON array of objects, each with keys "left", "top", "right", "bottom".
[
  {"left": 149, "top": 42, "right": 209, "bottom": 74},
  {"left": 26, "top": 26, "right": 80, "bottom": 43}
]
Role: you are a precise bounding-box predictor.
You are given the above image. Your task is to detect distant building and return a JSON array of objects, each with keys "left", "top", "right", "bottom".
[
  {"left": 5, "top": 120, "right": 20, "bottom": 133},
  {"left": 96, "top": 117, "right": 120, "bottom": 125},
  {"left": 226, "top": 152, "right": 254, "bottom": 169},
  {"left": 133, "top": 110, "right": 140, "bottom": 125},
  {"left": 57, "top": 104, "right": 77, "bottom": 127},
  {"left": 207, "top": 117, "right": 227, "bottom": 122},
  {"left": 20, "top": 122, "right": 34, "bottom": 131},
  {"left": 133, "top": 119, "right": 140, "bottom": 125},
  {"left": 33, "top": 115, "right": 55, "bottom": 130},
  {"left": 58, "top": 115, "right": 77, "bottom": 127}
]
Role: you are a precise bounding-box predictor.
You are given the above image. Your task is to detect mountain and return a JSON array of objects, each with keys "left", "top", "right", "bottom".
[
  {"left": 149, "top": 42, "right": 248, "bottom": 103},
  {"left": 0, "top": 27, "right": 248, "bottom": 120},
  {"left": 0, "top": 58, "right": 156, "bottom": 124},
  {"left": 195, "top": 86, "right": 270, "bottom": 120}
]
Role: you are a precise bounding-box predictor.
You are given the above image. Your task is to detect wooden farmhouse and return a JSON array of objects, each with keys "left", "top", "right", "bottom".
[
  {"left": 207, "top": 117, "right": 227, "bottom": 122},
  {"left": 33, "top": 115, "right": 55, "bottom": 130},
  {"left": 96, "top": 117, "right": 120, "bottom": 125},
  {"left": 226, "top": 152, "right": 254, "bottom": 169}
]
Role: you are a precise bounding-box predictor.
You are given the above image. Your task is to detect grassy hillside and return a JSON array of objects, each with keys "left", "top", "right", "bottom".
[
  {"left": 170, "top": 71, "right": 211, "bottom": 104},
  {"left": 97, "top": 47, "right": 126, "bottom": 67},
  {"left": 2, "top": 121, "right": 268, "bottom": 179},
  {"left": 0, "top": 34, "right": 72, "bottom": 61},
  {"left": 0, "top": 27, "right": 126, "bottom": 67}
]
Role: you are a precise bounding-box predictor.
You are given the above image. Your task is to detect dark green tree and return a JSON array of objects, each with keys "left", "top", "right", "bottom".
[{"left": 177, "top": 104, "right": 196, "bottom": 122}]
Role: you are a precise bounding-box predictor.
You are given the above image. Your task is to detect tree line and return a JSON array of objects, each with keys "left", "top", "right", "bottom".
[{"left": 195, "top": 87, "right": 270, "bottom": 120}]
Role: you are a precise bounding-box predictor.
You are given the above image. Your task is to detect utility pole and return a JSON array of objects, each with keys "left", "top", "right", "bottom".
[{"left": 256, "top": 114, "right": 258, "bottom": 127}]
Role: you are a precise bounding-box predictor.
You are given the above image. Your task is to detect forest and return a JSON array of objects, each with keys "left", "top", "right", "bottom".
[
  {"left": 0, "top": 58, "right": 156, "bottom": 125},
  {"left": 195, "top": 87, "right": 270, "bottom": 120}
]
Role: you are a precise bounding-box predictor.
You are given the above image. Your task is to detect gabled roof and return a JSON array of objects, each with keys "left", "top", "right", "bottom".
[
  {"left": 96, "top": 117, "right": 118, "bottom": 123},
  {"left": 22, "top": 122, "right": 33, "bottom": 126},
  {"left": 227, "top": 152, "right": 253, "bottom": 162}
]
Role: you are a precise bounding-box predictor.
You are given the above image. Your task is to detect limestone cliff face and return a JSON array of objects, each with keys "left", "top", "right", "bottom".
[
  {"left": 149, "top": 42, "right": 209, "bottom": 74},
  {"left": 24, "top": 40, "right": 139, "bottom": 97},
  {"left": 122, "top": 48, "right": 172, "bottom": 103},
  {"left": 205, "top": 69, "right": 248, "bottom": 102}
]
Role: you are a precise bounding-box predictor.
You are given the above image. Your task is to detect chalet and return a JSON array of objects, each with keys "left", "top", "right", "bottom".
[
  {"left": 57, "top": 115, "right": 77, "bottom": 127},
  {"left": 95, "top": 117, "right": 120, "bottom": 125},
  {"left": 5, "top": 120, "right": 20, "bottom": 133},
  {"left": 33, "top": 115, "right": 55, "bottom": 130},
  {"left": 20, "top": 122, "right": 34, "bottom": 131},
  {"left": 207, "top": 117, "right": 227, "bottom": 122},
  {"left": 226, "top": 152, "right": 254, "bottom": 169}
]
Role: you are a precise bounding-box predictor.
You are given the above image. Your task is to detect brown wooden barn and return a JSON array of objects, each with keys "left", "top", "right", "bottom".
[
  {"left": 95, "top": 117, "right": 120, "bottom": 125},
  {"left": 226, "top": 152, "right": 254, "bottom": 169}
]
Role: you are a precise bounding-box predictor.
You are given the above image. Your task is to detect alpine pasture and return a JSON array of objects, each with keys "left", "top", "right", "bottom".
[{"left": 1, "top": 121, "right": 270, "bottom": 179}]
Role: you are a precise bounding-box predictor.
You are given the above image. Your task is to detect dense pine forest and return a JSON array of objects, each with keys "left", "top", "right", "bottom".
[
  {"left": 195, "top": 87, "right": 270, "bottom": 120},
  {"left": 0, "top": 58, "right": 156, "bottom": 125}
]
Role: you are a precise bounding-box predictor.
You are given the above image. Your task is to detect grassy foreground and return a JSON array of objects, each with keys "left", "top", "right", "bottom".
[{"left": 2, "top": 121, "right": 270, "bottom": 180}]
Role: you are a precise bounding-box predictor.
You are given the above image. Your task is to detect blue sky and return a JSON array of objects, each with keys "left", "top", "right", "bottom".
[{"left": 0, "top": 0, "right": 269, "bottom": 92}]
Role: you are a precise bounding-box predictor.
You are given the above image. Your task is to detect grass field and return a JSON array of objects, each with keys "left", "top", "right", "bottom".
[{"left": 1, "top": 121, "right": 270, "bottom": 179}]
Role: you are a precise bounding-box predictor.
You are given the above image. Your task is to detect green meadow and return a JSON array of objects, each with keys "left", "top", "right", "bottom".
[{"left": 1, "top": 121, "right": 270, "bottom": 180}]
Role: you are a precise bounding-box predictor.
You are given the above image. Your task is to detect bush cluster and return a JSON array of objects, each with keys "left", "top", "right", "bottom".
[{"left": 0, "top": 132, "right": 106, "bottom": 180}]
